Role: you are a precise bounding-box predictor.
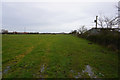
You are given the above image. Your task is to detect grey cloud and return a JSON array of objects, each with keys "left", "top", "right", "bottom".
[{"left": 2, "top": 2, "right": 117, "bottom": 32}]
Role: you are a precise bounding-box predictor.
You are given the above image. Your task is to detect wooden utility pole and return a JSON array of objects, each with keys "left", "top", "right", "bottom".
[
  {"left": 94, "top": 16, "right": 98, "bottom": 28},
  {"left": 96, "top": 16, "right": 98, "bottom": 28}
]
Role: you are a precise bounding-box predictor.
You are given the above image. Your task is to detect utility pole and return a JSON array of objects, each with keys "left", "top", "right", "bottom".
[{"left": 94, "top": 16, "right": 98, "bottom": 28}]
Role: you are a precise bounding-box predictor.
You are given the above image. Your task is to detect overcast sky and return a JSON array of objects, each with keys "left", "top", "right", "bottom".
[{"left": 2, "top": 2, "right": 118, "bottom": 33}]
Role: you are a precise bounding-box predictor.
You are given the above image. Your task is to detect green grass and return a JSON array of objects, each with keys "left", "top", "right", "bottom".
[{"left": 2, "top": 34, "right": 118, "bottom": 78}]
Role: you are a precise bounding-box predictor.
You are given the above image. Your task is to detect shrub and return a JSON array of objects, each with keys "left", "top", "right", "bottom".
[{"left": 82, "top": 30, "right": 120, "bottom": 52}]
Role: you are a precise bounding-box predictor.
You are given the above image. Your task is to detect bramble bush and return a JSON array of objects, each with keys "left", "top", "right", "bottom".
[{"left": 81, "top": 30, "right": 120, "bottom": 52}]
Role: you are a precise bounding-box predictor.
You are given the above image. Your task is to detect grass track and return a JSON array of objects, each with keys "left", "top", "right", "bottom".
[{"left": 2, "top": 34, "right": 118, "bottom": 78}]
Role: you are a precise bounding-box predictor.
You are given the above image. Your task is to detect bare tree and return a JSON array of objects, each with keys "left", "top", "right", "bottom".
[
  {"left": 104, "top": 16, "right": 119, "bottom": 28},
  {"left": 104, "top": 16, "right": 111, "bottom": 28},
  {"left": 118, "top": 1, "right": 120, "bottom": 28},
  {"left": 98, "top": 15, "right": 118, "bottom": 28},
  {"left": 115, "top": 2, "right": 120, "bottom": 28},
  {"left": 97, "top": 16, "right": 104, "bottom": 28},
  {"left": 97, "top": 2, "right": 120, "bottom": 29},
  {"left": 97, "top": 2, "right": 119, "bottom": 29},
  {"left": 109, "top": 17, "right": 118, "bottom": 28},
  {"left": 116, "top": 2, "right": 120, "bottom": 13},
  {"left": 77, "top": 25, "right": 87, "bottom": 35}
]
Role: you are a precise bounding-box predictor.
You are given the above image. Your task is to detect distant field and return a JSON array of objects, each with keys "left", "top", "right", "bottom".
[{"left": 2, "top": 34, "right": 118, "bottom": 78}]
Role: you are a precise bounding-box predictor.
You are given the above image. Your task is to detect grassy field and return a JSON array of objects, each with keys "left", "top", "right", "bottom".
[{"left": 2, "top": 34, "right": 118, "bottom": 78}]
